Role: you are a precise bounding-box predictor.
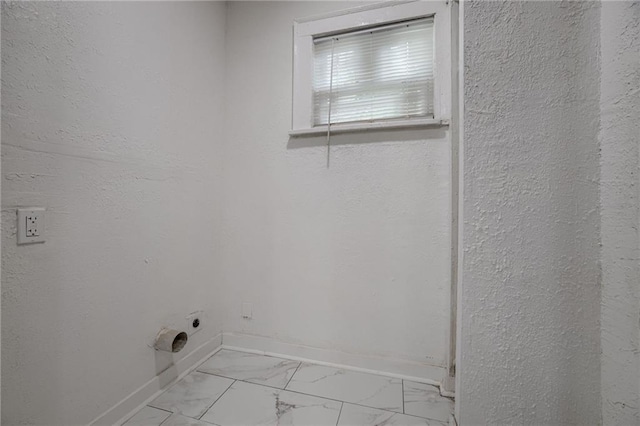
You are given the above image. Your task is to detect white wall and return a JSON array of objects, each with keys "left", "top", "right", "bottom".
[
  {"left": 459, "top": 1, "right": 602, "bottom": 424},
  {"left": 600, "top": 1, "right": 640, "bottom": 424},
  {"left": 2, "top": 2, "right": 453, "bottom": 424},
  {"left": 221, "top": 1, "right": 453, "bottom": 367},
  {"left": 10, "top": 2, "right": 636, "bottom": 425},
  {"left": 1, "top": 2, "right": 227, "bottom": 425}
]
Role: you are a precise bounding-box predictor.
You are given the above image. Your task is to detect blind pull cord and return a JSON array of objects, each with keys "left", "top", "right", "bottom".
[{"left": 326, "top": 38, "right": 335, "bottom": 168}]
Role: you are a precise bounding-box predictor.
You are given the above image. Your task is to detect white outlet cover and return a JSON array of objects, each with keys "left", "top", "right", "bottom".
[
  {"left": 17, "top": 208, "right": 45, "bottom": 245},
  {"left": 185, "top": 311, "right": 204, "bottom": 336}
]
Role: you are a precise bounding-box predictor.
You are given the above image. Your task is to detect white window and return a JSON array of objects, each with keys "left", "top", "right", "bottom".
[
  {"left": 313, "top": 18, "right": 434, "bottom": 126},
  {"left": 291, "top": 1, "right": 451, "bottom": 136}
]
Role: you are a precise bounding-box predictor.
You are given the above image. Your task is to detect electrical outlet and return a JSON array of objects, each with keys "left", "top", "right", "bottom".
[
  {"left": 17, "top": 208, "right": 45, "bottom": 245},
  {"left": 185, "top": 311, "right": 204, "bottom": 336},
  {"left": 242, "top": 302, "right": 253, "bottom": 319}
]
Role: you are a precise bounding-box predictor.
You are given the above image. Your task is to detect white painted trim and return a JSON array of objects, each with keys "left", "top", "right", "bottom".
[
  {"left": 454, "top": 0, "right": 465, "bottom": 422},
  {"left": 221, "top": 332, "right": 448, "bottom": 389},
  {"left": 446, "top": 0, "right": 460, "bottom": 391},
  {"left": 289, "top": 118, "right": 449, "bottom": 137},
  {"left": 294, "top": 1, "right": 417, "bottom": 25},
  {"left": 88, "top": 333, "right": 223, "bottom": 426}
]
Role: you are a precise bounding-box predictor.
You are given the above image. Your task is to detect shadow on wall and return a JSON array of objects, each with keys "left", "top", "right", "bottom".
[
  {"left": 287, "top": 127, "right": 447, "bottom": 149},
  {"left": 154, "top": 350, "right": 181, "bottom": 390}
]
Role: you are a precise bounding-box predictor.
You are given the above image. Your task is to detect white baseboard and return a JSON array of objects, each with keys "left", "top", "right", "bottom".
[
  {"left": 90, "top": 331, "right": 452, "bottom": 426},
  {"left": 88, "top": 332, "right": 223, "bottom": 426},
  {"left": 221, "top": 332, "right": 448, "bottom": 388}
]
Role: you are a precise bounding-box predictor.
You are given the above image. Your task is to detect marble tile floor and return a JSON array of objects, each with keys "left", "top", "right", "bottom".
[{"left": 123, "top": 349, "right": 453, "bottom": 426}]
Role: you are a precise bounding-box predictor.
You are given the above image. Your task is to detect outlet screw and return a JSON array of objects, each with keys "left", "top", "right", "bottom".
[{"left": 192, "top": 318, "right": 200, "bottom": 328}]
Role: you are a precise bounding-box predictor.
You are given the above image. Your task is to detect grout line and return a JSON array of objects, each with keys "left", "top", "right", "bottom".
[
  {"left": 122, "top": 405, "right": 173, "bottom": 426},
  {"left": 109, "top": 338, "right": 225, "bottom": 426},
  {"left": 284, "top": 362, "right": 302, "bottom": 390},
  {"left": 146, "top": 406, "right": 173, "bottom": 414},
  {"left": 277, "top": 386, "right": 438, "bottom": 422},
  {"left": 438, "top": 385, "right": 455, "bottom": 401},
  {"left": 197, "top": 371, "right": 286, "bottom": 391},
  {"left": 196, "top": 371, "right": 437, "bottom": 421},
  {"left": 197, "top": 379, "right": 236, "bottom": 421},
  {"left": 147, "top": 402, "right": 167, "bottom": 412},
  {"left": 156, "top": 410, "right": 173, "bottom": 426},
  {"left": 220, "top": 347, "right": 303, "bottom": 362},
  {"left": 220, "top": 343, "right": 446, "bottom": 390},
  {"left": 193, "top": 346, "right": 225, "bottom": 372},
  {"left": 453, "top": 413, "right": 459, "bottom": 426},
  {"left": 335, "top": 402, "right": 344, "bottom": 426},
  {"left": 195, "top": 352, "right": 449, "bottom": 423}
]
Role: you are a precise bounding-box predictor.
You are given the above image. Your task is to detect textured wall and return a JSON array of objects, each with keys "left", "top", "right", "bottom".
[
  {"left": 6, "top": 1, "right": 635, "bottom": 425},
  {"left": 600, "top": 1, "right": 640, "bottom": 424},
  {"left": 459, "top": 1, "right": 602, "bottom": 424},
  {"left": 1, "top": 2, "right": 227, "bottom": 425},
  {"left": 221, "top": 1, "right": 452, "bottom": 366}
]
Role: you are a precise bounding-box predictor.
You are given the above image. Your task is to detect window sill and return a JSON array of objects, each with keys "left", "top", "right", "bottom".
[{"left": 289, "top": 118, "right": 449, "bottom": 137}]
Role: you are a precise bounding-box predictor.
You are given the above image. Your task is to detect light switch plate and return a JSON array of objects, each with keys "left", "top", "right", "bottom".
[{"left": 17, "top": 208, "right": 45, "bottom": 244}]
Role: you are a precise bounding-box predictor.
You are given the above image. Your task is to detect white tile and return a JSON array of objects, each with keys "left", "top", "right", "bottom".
[
  {"left": 201, "top": 380, "right": 342, "bottom": 426},
  {"left": 338, "top": 403, "right": 447, "bottom": 426},
  {"left": 161, "top": 413, "right": 212, "bottom": 426},
  {"left": 122, "top": 406, "right": 171, "bottom": 426},
  {"left": 402, "top": 381, "right": 453, "bottom": 422},
  {"left": 286, "top": 364, "right": 403, "bottom": 412},
  {"left": 197, "top": 350, "right": 300, "bottom": 389},
  {"left": 149, "top": 371, "right": 234, "bottom": 419}
]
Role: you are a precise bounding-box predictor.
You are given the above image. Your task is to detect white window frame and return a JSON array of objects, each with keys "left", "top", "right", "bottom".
[{"left": 290, "top": 0, "right": 451, "bottom": 136}]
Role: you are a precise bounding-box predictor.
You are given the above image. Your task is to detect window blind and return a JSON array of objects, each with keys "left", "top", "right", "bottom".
[{"left": 313, "top": 17, "right": 434, "bottom": 127}]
